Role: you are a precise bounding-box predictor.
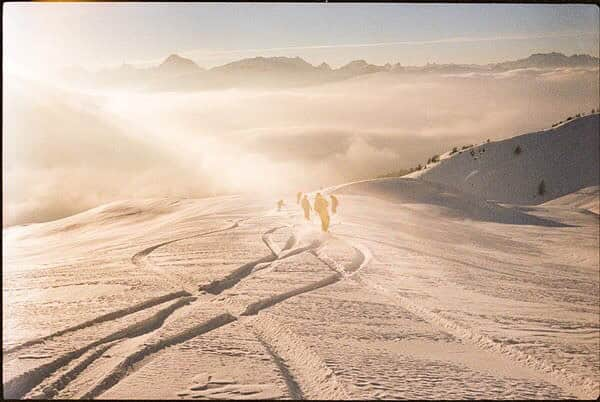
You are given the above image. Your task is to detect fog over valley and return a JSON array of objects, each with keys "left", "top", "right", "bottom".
[{"left": 3, "top": 53, "right": 599, "bottom": 226}]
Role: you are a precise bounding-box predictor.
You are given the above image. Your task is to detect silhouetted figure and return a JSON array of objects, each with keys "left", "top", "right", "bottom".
[
  {"left": 296, "top": 192, "right": 302, "bottom": 204},
  {"left": 277, "top": 199, "right": 284, "bottom": 211},
  {"left": 314, "top": 192, "right": 330, "bottom": 232},
  {"left": 301, "top": 195, "right": 311, "bottom": 220},
  {"left": 330, "top": 194, "right": 339, "bottom": 214}
]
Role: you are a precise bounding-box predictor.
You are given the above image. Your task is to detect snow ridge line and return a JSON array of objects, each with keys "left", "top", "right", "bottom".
[
  {"left": 3, "top": 296, "right": 194, "bottom": 399},
  {"left": 366, "top": 280, "right": 598, "bottom": 399},
  {"left": 81, "top": 312, "right": 237, "bottom": 399},
  {"left": 248, "top": 314, "right": 351, "bottom": 400},
  {"left": 2, "top": 290, "right": 191, "bottom": 357}
]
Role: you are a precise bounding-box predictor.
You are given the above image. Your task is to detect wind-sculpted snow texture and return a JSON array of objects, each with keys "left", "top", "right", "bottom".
[{"left": 3, "top": 179, "right": 599, "bottom": 399}]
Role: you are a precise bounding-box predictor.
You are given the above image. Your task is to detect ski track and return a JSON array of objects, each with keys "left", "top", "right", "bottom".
[
  {"left": 2, "top": 290, "right": 190, "bottom": 357},
  {"left": 3, "top": 215, "right": 339, "bottom": 399},
  {"left": 80, "top": 312, "right": 238, "bottom": 399},
  {"left": 254, "top": 333, "right": 304, "bottom": 400},
  {"left": 131, "top": 218, "right": 247, "bottom": 293},
  {"left": 261, "top": 226, "right": 288, "bottom": 257},
  {"left": 73, "top": 219, "right": 367, "bottom": 399},
  {"left": 245, "top": 314, "right": 351, "bottom": 400},
  {"left": 13, "top": 210, "right": 587, "bottom": 399},
  {"left": 3, "top": 217, "right": 256, "bottom": 397},
  {"left": 25, "top": 343, "right": 117, "bottom": 399},
  {"left": 3, "top": 296, "right": 195, "bottom": 399}
]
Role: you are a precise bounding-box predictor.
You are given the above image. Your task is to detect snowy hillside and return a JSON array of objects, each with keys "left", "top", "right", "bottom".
[
  {"left": 407, "top": 114, "right": 599, "bottom": 205},
  {"left": 543, "top": 185, "right": 599, "bottom": 215},
  {"left": 4, "top": 177, "right": 599, "bottom": 399}
]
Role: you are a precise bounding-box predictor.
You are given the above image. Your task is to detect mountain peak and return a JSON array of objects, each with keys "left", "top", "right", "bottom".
[
  {"left": 346, "top": 60, "right": 369, "bottom": 67},
  {"left": 493, "top": 52, "right": 599, "bottom": 70},
  {"left": 212, "top": 56, "right": 315, "bottom": 73},
  {"left": 159, "top": 54, "right": 200, "bottom": 72}
]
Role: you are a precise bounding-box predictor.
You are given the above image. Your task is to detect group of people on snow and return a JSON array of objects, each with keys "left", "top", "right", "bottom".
[
  {"left": 297, "top": 191, "right": 338, "bottom": 232},
  {"left": 276, "top": 191, "right": 340, "bottom": 232}
]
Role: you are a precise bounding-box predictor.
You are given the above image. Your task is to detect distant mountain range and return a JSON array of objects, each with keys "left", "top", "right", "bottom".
[{"left": 63, "top": 52, "right": 599, "bottom": 91}]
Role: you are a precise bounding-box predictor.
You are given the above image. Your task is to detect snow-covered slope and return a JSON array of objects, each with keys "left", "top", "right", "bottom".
[
  {"left": 3, "top": 116, "right": 599, "bottom": 399},
  {"left": 407, "top": 114, "right": 599, "bottom": 205},
  {"left": 543, "top": 185, "right": 599, "bottom": 215},
  {"left": 4, "top": 183, "right": 599, "bottom": 399},
  {"left": 328, "top": 177, "right": 567, "bottom": 227}
]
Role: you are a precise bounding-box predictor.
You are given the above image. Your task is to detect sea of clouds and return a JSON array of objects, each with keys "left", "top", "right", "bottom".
[{"left": 3, "top": 67, "right": 598, "bottom": 226}]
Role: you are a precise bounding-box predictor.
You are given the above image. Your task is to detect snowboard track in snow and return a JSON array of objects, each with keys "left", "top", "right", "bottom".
[
  {"left": 246, "top": 314, "right": 351, "bottom": 400},
  {"left": 4, "top": 216, "right": 373, "bottom": 400},
  {"left": 131, "top": 219, "right": 248, "bottom": 293},
  {"left": 88, "top": 223, "right": 368, "bottom": 399},
  {"left": 2, "top": 290, "right": 191, "bottom": 357},
  {"left": 25, "top": 343, "right": 116, "bottom": 399},
  {"left": 3, "top": 296, "right": 195, "bottom": 399},
  {"left": 254, "top": 332, "right": 304, "bottom": 400}
]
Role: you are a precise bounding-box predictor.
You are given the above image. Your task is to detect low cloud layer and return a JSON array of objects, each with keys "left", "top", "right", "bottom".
[{"left": 3, "top": 68, "right": 599, "bottom": 226}]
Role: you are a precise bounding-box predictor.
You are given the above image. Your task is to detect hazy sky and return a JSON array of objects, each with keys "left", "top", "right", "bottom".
[{"left": 4, "top": 2, "right": 599, "bottom": 75}]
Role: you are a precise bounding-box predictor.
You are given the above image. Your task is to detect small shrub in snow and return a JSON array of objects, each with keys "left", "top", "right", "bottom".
[
  {"left": 431, "top": 154, "right": 440, "bottom": 163},
  {"left": 566, "top": 116, "right": 573, "bottom": 121},
  {"left": 538, "top": 180, "right": 546, "bottom": 196},
  {"left": 450, "top": 147, "right": 459, "bottom": 155},
  {"left": 462, "top": 144, "right": 473, "bottom": 150},
  {"left": 514, "top": 145, "right": 522, "bottom": 155}
]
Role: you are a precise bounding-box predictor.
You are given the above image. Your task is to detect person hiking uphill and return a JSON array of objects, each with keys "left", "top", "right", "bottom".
[
  {"left": 314, "top": 192, "right": 330, "bottom": 232},
  {"left": 277, "top": 199, "right": 284, "bottom": 211},
  {"left": 301, "top": 195, "right": 311, "bottom": 220},
  {"left": 330, "top": 194, "right": 339, "bottom": 214},
  {"left": 297, "top": 192, "right": 302, "bottom": 204}
]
